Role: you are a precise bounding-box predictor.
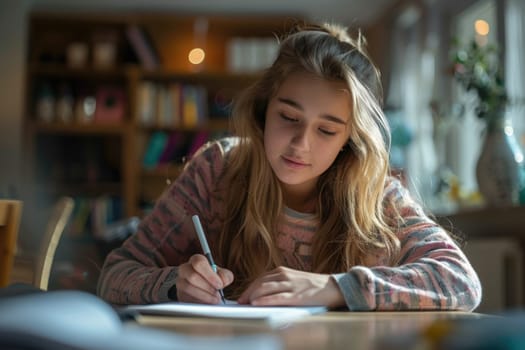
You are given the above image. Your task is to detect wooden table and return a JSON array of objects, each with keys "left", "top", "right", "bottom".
[{"left": 136, "top": 311, "right": 485, "bottom": 350}]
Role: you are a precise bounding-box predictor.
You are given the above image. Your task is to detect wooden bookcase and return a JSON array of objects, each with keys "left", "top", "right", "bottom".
[{"left": 22, "top": 11, "right": 298, "bottom": 291}]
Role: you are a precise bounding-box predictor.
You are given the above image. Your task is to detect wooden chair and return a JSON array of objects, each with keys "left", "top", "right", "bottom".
[
  {"left": 0, "top": 200, "right": 23, "bottom": 288},
  {"left": 33, "top": 196, "right": 74, "bottom": 291}
]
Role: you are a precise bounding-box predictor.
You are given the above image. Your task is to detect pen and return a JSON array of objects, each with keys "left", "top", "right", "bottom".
[{"left": 191, "top": 214, "right": 226, "bottom": 304}]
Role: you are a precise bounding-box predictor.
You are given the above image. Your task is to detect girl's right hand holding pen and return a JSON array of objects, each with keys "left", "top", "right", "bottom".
[{"left": 175, "top": 254, "right": 234, "bottom": 304}]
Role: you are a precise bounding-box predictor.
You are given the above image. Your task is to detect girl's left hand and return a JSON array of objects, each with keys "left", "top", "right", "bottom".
[{"left": 237, "top": 266, "right": 345, "bottom": 308}]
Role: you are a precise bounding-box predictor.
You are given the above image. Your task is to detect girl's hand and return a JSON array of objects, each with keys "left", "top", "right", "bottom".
[
  {"left": 175, "top": 254, "right": 233, "bottom": 304},
  {"left": 237, "top": 266, "right": 345, "bottom": 308}
]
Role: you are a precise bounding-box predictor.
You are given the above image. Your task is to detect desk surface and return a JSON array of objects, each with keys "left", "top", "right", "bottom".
[{"left": 136, "top": 311, "right": 484, "bottom": 350}]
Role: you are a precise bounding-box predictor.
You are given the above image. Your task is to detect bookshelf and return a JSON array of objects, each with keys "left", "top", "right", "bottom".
[{"left": 23, "top": 11, "right": 298, "bottom": 291}]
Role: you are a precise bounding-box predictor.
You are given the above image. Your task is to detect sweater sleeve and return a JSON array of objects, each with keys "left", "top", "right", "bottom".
[
  {"left": 332, "top": 178, "right": 482, "bottom": 311},
  {"left": 96, "top": 140, "right": 227, "bottom": 305}
]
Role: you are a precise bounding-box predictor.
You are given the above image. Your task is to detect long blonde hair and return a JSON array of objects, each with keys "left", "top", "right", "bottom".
[{"left": 216, "top": 23, "right": 400, "bottom": 297}]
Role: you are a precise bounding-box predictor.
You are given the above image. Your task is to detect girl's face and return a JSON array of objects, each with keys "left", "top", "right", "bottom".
[{"left": 264, "top": 71, "right": 352, "bottom": 202}]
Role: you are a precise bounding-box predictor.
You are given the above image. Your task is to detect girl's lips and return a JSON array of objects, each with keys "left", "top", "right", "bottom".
[{"left": 282, "top": 156, "right": 309, "bottom": 168}]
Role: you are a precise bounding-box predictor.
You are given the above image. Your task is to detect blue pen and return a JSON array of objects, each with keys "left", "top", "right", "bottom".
[{"left": 191, "top": 215, "right": 226, "bottom": 304}]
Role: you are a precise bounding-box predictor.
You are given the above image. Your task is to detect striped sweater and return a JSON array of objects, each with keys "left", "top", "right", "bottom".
[{"left": 97, "top": 138, "right": 482, "bottom": 311}]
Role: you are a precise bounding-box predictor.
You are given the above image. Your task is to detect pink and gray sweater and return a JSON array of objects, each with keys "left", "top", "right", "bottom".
[{"left": 97, "top": 138, "right": 482, "bottom": 311}]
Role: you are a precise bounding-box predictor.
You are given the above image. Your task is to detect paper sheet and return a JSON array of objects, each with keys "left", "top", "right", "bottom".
[{"left": 125, "top": 302, "right": 327, "bottom": 326}]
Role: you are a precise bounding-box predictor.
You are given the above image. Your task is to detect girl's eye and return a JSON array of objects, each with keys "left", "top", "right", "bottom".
[
  {"left": 279, "top": 113, "right": 298, "bottom": 122},
  {"left": 319, "top": 129, "right": 336, "bottom": 136}
]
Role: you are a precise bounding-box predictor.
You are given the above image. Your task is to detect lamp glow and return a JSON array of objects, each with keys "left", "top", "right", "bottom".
[
  {"left": 475, "top": 20, "right": 490, "bottom": 36},
  {"left": 188, "top": 48, "right": 205, "bottom": 65}
]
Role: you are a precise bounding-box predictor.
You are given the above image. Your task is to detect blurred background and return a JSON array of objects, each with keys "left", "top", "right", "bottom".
[{"left": 0, "top": 0, "right": 524, "bottom": 314}]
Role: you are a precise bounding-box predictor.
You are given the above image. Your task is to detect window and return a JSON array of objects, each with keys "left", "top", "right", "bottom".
[
  {"left": 449, "top": 0, "right": 525, "bottom": 198},
  {"left": 449, "top": 0, "right": 497, "bottom": 194},
  {"left": 505, "top": 0, "right": 525, "bottom": 145}
]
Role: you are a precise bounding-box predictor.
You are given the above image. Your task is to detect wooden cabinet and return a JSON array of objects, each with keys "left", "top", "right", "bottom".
[{"left": 22, "top": 11, "right": 298, "bottom": 290}]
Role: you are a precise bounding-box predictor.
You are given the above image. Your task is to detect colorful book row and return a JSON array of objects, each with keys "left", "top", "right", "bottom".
[
  {"left": 68, "top": 196, "right": 123, "bottom": 239},
  {"left": 142, "top": 130, "right": 229, "bottom": 169},
  {"left": 138, "top": 81, "right": 208, "bottom": 128}
]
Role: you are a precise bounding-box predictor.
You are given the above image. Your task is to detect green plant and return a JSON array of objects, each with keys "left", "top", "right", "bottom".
[{"left": 450, "top": 39, "right": 507, "bottom": 121}]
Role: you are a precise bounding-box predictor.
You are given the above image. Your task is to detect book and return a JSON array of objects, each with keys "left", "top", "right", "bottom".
[
  {"left": 181, "top": 85, "right": 199, "bottom": 127},
  {"left": 125, "top": 24, "right": 160, "bottom": 70},
  {"left": 181, "top": 85, "right": 208, "bottom": 127},
  {"left": 69, "top": 197, "right": 92, "bottom": 236},
  {"left": 186, "top": 130, "right": 209, "bottom": 158},
  {"left": 138, "top": 81, "right": 157, "bottom": 126},
  {"left": 156, "top": 84, "right": 171, "bottom": 127},
  {"left": 142, "top": 131, "right": 168, "bottom": 169},
  {"left": 124, "top": 302, "right": 327, "bottom": 327},
  {"left": 196, "top": 85, "right": 208, "bottom": 125},
  {"left": 91, "top": 195, "right": 110, "bottom": 239},
  {"left": 158, "top": 132, "right": 184, "bottom": 164},
  {"left": 169, "top": 83, "right": 182, "bottom": 127}
]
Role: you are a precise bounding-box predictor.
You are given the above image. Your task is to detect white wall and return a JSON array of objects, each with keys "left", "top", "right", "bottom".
[{"left": 463, "top": 238, "right": 523, "bottom": 313}]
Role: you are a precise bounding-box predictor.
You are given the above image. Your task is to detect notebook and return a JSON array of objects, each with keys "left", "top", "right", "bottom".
[{"left": 124, "top": 302, "right": 327, "bottom": 327}]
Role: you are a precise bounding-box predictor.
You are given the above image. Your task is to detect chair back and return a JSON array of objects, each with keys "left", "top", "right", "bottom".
[
  {"left": 0, "top": 200, "right": 23, "bottom": 287},
  {"left": 33, "top": 197, "right": 74, "bottom": 291}
]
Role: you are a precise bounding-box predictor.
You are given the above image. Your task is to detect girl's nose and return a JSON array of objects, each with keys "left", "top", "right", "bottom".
[{"left": 291, "top": 127, "right": 310, "bottom": 151}]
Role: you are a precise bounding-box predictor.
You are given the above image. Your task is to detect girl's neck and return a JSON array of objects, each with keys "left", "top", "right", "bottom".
[{"left": 281, "top": 186, "right": 318, "bottom": 214}]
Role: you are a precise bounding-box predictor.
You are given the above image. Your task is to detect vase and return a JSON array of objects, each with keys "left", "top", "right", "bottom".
[{"left": 475, "top": 116, "right": 524, "bottom": 206}]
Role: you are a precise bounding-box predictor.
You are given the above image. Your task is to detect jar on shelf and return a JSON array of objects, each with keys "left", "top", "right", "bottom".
[
  {"left": 56, "top": 83, "right": 74, "bottom": 123},
  {"left": 35, "top": 82, "right": 55, "bottom": 123}
]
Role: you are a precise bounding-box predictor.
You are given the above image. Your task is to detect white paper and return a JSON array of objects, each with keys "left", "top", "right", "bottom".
[{"left": 125, "top": 302, "right": 327, "bottom": 326}]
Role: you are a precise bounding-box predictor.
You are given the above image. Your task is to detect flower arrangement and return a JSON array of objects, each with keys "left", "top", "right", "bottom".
[{"left": 450, "top": 39, "right": 507, "bottom": 122}]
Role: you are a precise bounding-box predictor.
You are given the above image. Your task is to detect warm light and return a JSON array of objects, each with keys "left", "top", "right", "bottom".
[
  {"left": 188, "top": 48, "right": 205, "bottom": 65},
  {"left": 475, "top": 20, "right": 490, "bottom": 36}
]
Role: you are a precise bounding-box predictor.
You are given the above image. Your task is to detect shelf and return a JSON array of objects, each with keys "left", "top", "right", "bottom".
[
  {"left": 28, "top": 121, "right": 131, "bottom": 135},
  {"left": 28, "top": 63, "right": 131, "bottom": 79},
  {"left": 139, "top": 70, "right": 261, "bottom": 86},
  {"left": 28, "top": 63, "right": 261, "bottom": 85},
  {"left": 139, "top": 118, "right": 229, "bottom": 132}
]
